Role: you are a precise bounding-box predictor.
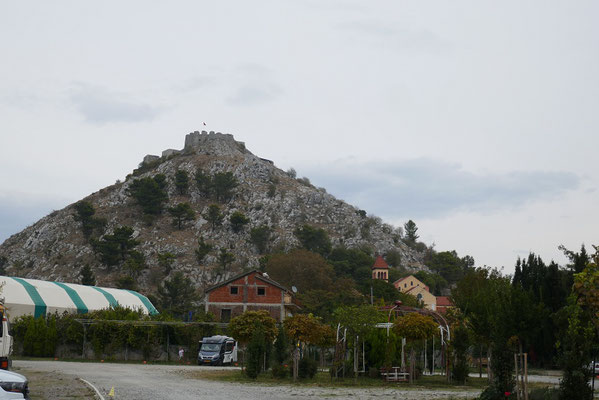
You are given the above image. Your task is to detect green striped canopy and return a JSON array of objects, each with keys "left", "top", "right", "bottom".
[{"left": 0, "top": 276, "right": 158, "bottom": 319}]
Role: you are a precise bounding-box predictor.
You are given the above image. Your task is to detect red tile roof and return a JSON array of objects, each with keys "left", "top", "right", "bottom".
[
  {"left": 436, "top": 296, "right": 453, "bottom": 307},
  {"left": 372, "top": 255, "right": 389, "bottom": 270}
]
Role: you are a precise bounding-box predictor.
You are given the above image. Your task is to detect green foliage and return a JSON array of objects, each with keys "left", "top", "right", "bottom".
[
  {"left": 157, "top": 252, "right": 175, "bottom": 275},
  {"left": 384, "top": 249, "right": 402, "bottom": 267},
  {"left": 127, "top": 174, "right": 169, "bottom": 215},
  {"left": 271, "top": 364, "right": 288, "bottom": 379},
  {"left": 451, "top": 324, "right": 471, "bottom": 384},
  {"left": 91, "top": 226, "right": 139, "bottom": 267},
  {"left": 414, "top": 271, "right": 448, "bottom": 296},
  {"left": 274, "top": 325, "right": 289, "bottom": 365},
  {"left": 250, "top": 225, "right": 272, "bottom": 254},
  {"left": 195, "top": 168, "right": 212, "bottom": 196},
  {"left": 246, "top": 326, "right": 266, "bottom": 379},
  {"left": 123, "top": 250, "right": 146, "bottom": 278},
  {"left": 267, "top": 249, "right": 333, "bottom": 293},
  {"left": 73, "top": 201, "right": 106, "bottom": 239},
  {"left": 403, "top": 220, "right": 419, "bottom": 243},
  {"left": 168, "top": 202, "right": 196, "bottom": 229},
  {"left": 294, "top": 225, "right": 332, "bottom": 256},
  {"left": 0, "top": 256, "right": 6, "bottom": 275},
  {"left": 204, "top": 204, "right": 224, "bottom": 230},
  {"left": 267, "top": 183, "right": 276, "bottom": 198},
  {"left": 333, "top": 305, "right": 385, "bottom": 339},
  {"left": 229, "top": 211, "right": 250, "bottom": 233},
  {"left": 284, "top": 314, "right": 330, "bottom": 345},
  {"left": 425, "top": 250, "right": 472, "bottom": 285},
  {"left": 358, "top": 279, "right": 401, "bottom": 303},
  {"left": 217, "top": 248, "right": 235, "bottom": 270},
  {"left": 80, "top": 264, "right": 96, "bottom": 286},
  {"left": 195, "top": 237, "right": 213, "bottom": 265},
  {"left": 298, "top": 357, "right": 318, "bottom": 379},
  {"left": 212, "top": 171, "right": 238, "bottom": 202},
  {"left": 229, "top": 310, "right": 277, "bottom": 346},
  {"left": 394, "top": 313, "right": 437, "bottom": 340},
  {"left": 328, "top": 247, "right": 374, "bottom": 282},
  {"left": 157, "top": 271, "right": 198, "bottom": 318},
  {"left": 174, "top": 169, "right": 190, "bottom": 195},
  {"left": 116, "top": 275, "right": 136, "bottom": 290}
]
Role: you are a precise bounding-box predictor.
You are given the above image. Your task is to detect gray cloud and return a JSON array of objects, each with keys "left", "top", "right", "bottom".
[
  {"left": 337, "top": 20, "right": 448, "bottom": 53},
  {"left": 226, "top": 82, "right": 282, "bottom": 107},
  {"left": 70, "top": 84, "right": 164, "bottom": 124},
  {"left": 301, "top": 158, "right": 580, "bottom": 219}
]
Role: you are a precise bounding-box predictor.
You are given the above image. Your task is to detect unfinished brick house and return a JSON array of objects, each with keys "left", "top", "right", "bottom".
[{"left": 204, "top": 270, "right": 298, "bottom": 322}]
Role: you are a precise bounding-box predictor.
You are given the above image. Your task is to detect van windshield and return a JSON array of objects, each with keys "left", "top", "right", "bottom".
[{"left": 201, "top": 343, "right": 221, "bottom": 352}]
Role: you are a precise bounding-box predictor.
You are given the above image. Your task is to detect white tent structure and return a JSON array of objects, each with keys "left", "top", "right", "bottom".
[{"left": 0, "top": 276, "right": 158, "bottom": 319}]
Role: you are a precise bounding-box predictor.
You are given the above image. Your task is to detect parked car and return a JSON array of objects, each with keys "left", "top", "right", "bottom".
[{"left": 0, "top": 369, "right": 28, "bottom": 399}]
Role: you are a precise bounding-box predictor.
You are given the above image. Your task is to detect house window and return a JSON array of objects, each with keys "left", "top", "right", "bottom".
[
  {"left": 230, "top": 286, "right": 238, "bottom": 295},
  {"left": 221, "top": 309, "right": 232, "bottom": 323},
  {"left": 257, "top": 287, "right": 266, "bottom": 296},
  {"left": 404, "top": 283, "right": 407, "bottom": 288},
  {"left": 411, "top": 281, "right": 413, "bottom": 286}
]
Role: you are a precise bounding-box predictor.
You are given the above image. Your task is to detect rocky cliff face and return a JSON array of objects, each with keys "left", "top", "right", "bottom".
[{"left": 0, "top": 131, "right": 426, "bottom": 293}]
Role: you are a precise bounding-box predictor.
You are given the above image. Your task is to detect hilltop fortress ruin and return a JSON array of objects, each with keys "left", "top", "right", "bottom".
[{"left": 142, "top": 130, "right": 248, "bottom": 165}]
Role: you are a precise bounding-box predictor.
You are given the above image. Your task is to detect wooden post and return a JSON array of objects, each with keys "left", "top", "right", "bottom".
[
  {"left": 514, "top": 353, "right": 521, "bottom": 400},
  {"left": 523, "top": 353, "right": 528, "bottom": 400}
]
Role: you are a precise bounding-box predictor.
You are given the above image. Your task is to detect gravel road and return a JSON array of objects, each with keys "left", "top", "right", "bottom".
[{"left": 14, "top": 360, "right": 483, "bottom": 400}]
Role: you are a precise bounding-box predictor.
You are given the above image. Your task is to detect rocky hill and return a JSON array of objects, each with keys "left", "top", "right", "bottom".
[{"left": 0, "top": 131, "right": 426, "bottom": 294}]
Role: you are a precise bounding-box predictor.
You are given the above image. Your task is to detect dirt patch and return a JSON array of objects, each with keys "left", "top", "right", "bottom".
[{"left": 11, "top": 366, "right": 95, "bottom": 400}]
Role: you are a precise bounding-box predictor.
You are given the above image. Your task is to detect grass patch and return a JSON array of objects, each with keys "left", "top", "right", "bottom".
[{"left": 193, "top": 369, "right": 488, "bottom": 390}]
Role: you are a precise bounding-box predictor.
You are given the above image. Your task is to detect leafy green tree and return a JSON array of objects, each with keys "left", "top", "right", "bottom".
[
  {"left": 403, "top": 220, "right": 419, "bottom": 243},
  {"left": 266, "top": 249, "right": 333, "bottom": 293},
  {"left": 80, "top": 265, "right": 96, "bottom": 286},
  {"left": 385, "top": 249, "right": 402, "bottom": 267},
  {"left": 203, "top": 204, "right": 223, "bottom": 230},
  {"left": 451, "top": 323, "right": 471, "bottom": 384},
  {"left": 123, "top": 250, "right": 146, "bottom": 278},
  {"left": 174, "top": 169, "right": 190, "bottom": 195},
  {"left": 557, "top": 299, "right": 594, "bottom": 400},
  {"left": 157, "top": 271, "right": 198, "bottom": 318},
  {"left": 245, "top": 325, "right": 266, "bottom": 379},
  {"left": 195, "top": 168, "right": 212, "bottom": 197},
  {"left": 127, "top": 174, "right": 169, "bottom": 215},
  {"left": 73, "top": 201, "right": 106, "bottom": 239},
  {"left": 274, "top": 325, "right": 289, "bottom": 365},
  {"left": 212, "top": 171, "right": 238, "bottom": 202},
  {"left": 328, "top": 247, "right": 374, "bottom": 282},
  {"left": 229, "top": 310, "right": 278, "bottom": 346},
  {"left": 116, "top": 275, "right": 136, "bottom": 290},
  {"left": 195, "top": 237, "right": 213, "bottom": 265},
  {"left": 168, "top": 202, "right": 196, "bottom": 229},
  {"left": 394, "top": 313, "right": 437, "bottom": 383},
  {"left": 229, "top": 211, "right": 250, "bottom": 233},
  {"left": 294, "top": 225, "right": 331, "bottom": 256},
  {"left": 91, "top": 226, "right": 139, "bottom": 267},
  {"left": 157, "top": 252, "right": 176, "bottom": 275},
  {"left": 249, "top": 225, "right": 272, "bottom": 254},
  {"left": 217, "top": 248, "right": 235, "bottom": 271},
  {"left": 0, "top": 256, "right": 6, "bottom": 275}
]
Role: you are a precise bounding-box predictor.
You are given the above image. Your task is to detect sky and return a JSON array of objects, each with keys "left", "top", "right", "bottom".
[{"left": 1, "top": 1, "right": 597, "bottom": 273}]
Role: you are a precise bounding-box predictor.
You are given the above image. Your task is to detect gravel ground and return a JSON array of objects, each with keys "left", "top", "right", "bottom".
[{"left": 14, "top": 360, "right": 484, "bottom": 400}]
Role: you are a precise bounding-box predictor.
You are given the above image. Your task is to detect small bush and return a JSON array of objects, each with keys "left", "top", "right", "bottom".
[
  {"left": 368, "top": 367, "right": 380, "bottom": 379},
  {"left": 298, "top": 357, "right": 318, "bottom": 379},
  {"left": 271, "top": 364, "right": 288, "bottom": 379},
  {"left": 529, "top": 387, "right": 559, "bottom": 400}
]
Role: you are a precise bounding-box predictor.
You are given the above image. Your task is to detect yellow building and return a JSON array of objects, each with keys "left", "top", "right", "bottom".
[
  {"left": 371, "top": 255, "right": 389, "bottom": 282},
  {"left": 393, "top": 275, "right": 437, "bottom": 311}
]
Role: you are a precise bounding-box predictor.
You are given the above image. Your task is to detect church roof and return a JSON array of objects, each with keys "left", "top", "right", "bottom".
[{"left": 371, "top": 255, "right": 389, "bottom": 270}]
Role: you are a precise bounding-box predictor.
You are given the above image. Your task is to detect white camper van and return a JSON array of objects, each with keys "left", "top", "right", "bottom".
[{"left": 197, "top": 336, "right": 237, "bottom": 366}]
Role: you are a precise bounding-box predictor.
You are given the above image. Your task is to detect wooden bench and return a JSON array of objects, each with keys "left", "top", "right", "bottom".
[{"left": 380, "top": 367, "right": 409, "bottom": 382}]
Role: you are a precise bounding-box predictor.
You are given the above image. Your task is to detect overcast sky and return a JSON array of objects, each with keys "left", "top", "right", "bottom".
[{"left": 1, "top": 1, "right": 597, "bottom": 273}]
